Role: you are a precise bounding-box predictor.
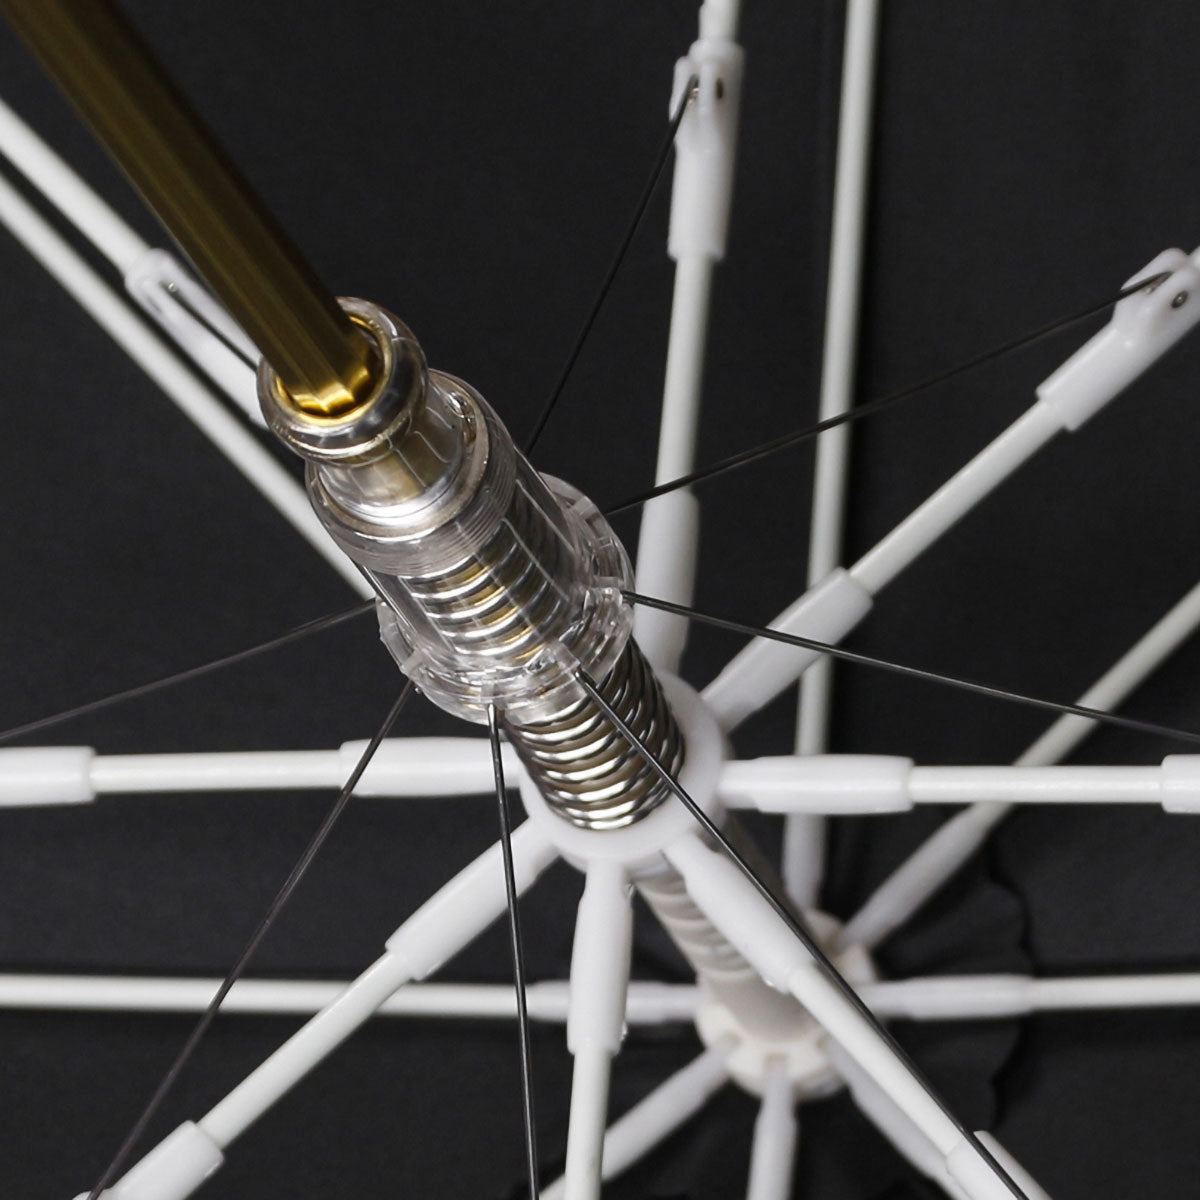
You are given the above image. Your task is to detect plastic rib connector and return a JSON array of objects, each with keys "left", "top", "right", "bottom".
[
  {"left": 667, "top": 22, "right": 744, "bottom": 261},
  {"left": 702, "top": 568, "right": 873, "bottom": 731},
  {"left": 1159, "top": 755, "right": 1200, "bottom": 813},
  {"left": 0, "top": 746, "right": 95, "bottom": 806},
  {"left": 1037, "top": 247, "right": 1200, "bottom": 431},
  {"left": 720, "top": 755, "right": 913, "bottom": 814},
  {"left": 72, "top": 1121, "right": 222, "bottom": 1200}
]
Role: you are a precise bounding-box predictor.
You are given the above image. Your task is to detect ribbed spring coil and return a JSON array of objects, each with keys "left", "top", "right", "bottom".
[
  {"left": 637, "top": 861, "right": 811, "bottom": 1039},
  {"left": 508, "top": 638, "right": 685, "bottom": 830},
  {"left": 394, "top": 477, "right": 682, "bottom": 830},
  {"left": 400, "top": 481, "right": 578, "bottom": 664},
  {"left": 637, "top": 867, "right": 756, "bottom": 984}
]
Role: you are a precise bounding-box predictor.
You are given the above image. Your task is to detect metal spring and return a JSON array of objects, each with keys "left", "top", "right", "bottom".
[
  {"left": 388, "top": 468, "right": 682, "bottom": 831},
  {"left": 403, "top": 481, "right": 578, "bottom": 664},
  {"left": 637, "top": 865, "right": 810, "bottom": 1039},
  {"left": 636, "top": 866, "right": 758, "bottom": 984},
  {"left": 507, "top": 637, "right": 685, "bottom": 830}
]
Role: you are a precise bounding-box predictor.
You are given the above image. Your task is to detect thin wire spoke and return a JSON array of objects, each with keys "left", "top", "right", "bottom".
[
  {"left": 624, "top": 589, "right": 1200, "bottom": 750},
  {"left": 523, "top": 76, "right": 699, "bottom": 455},
  {"left": 488, "top": 705, "right": 542, "bottom": 1199},
  {"left": 604, "top": 270, "right": 1172, "bottom": 515},
  {"left": 85, "top": 681, "right": 415, "bottom": 1200},
  {"left": 0, "top": 600, "right": 374, "bottom": 746},
  {"left": 574, "top": 669, "right": 1028, "bottom": 1200}
]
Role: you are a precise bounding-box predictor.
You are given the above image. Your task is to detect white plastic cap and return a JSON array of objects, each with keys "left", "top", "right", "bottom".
[
  {"left": 667, "top": 37, "right": 745, "bottom": 261},
  {"left": 0, "top": 746, "right": 95, "bottom": 807},
  {"left": 632, "top": 489, "right": 700, "bottom": 674},
  {"left": 703, "top": 568, "right": 873, "bottom": 731},
  {"left": 72, "top": 1121, "right": 223, "bottom": 1200},
  {"left": 337, "top": 736, "right": 513, "bottom": 797},
  {"left": 1160, "top": 755, "right": 1200, "bottom": 814},
  {"left": 720, "top": 755, "right": 913, "bottom": 814},
  {"left": 1037, "top": 247, "right": 1200, "bottom": 432}
]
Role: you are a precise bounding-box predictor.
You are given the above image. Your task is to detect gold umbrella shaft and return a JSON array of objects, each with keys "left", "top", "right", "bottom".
[{"left": 0, "top": 0, "right": 375, "bottom": 414}]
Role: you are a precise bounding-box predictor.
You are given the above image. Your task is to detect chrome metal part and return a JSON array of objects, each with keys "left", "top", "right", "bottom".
[
  {"left": 261, "top": 297, "right": 684, "bottom": 830},
  {"left": 509, "top": 638, "right": 684, "bottom": 830}
]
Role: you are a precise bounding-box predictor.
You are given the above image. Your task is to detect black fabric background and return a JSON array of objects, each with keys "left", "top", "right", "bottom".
[{"left": 2, "top": 3, "right": 1200, "bottom": 1197}]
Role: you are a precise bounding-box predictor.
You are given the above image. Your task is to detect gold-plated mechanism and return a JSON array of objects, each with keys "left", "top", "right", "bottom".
[{"left": 0, "top": 0, "right": 374, "bottom": 415}]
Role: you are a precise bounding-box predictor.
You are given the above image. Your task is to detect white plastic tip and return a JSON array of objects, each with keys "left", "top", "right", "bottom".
[
  {"left": 73, "top": 1122, "right": 223, "bottom": 1200},
  {"left": 0, "top": 746, "right": 95, "bottom": 806}
]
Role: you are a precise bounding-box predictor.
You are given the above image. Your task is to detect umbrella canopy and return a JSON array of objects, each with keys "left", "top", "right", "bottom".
[{"left": 0, "top": 3, "right": 1199, "bottom": 1198}]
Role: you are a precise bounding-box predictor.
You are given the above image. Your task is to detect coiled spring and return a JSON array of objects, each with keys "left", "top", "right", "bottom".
[
  {"left": 401, "top": 482, "right": 578, "bottom": 665},
  {"left": 508, "top": 638, "right": 685, "bottom": 830}
]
